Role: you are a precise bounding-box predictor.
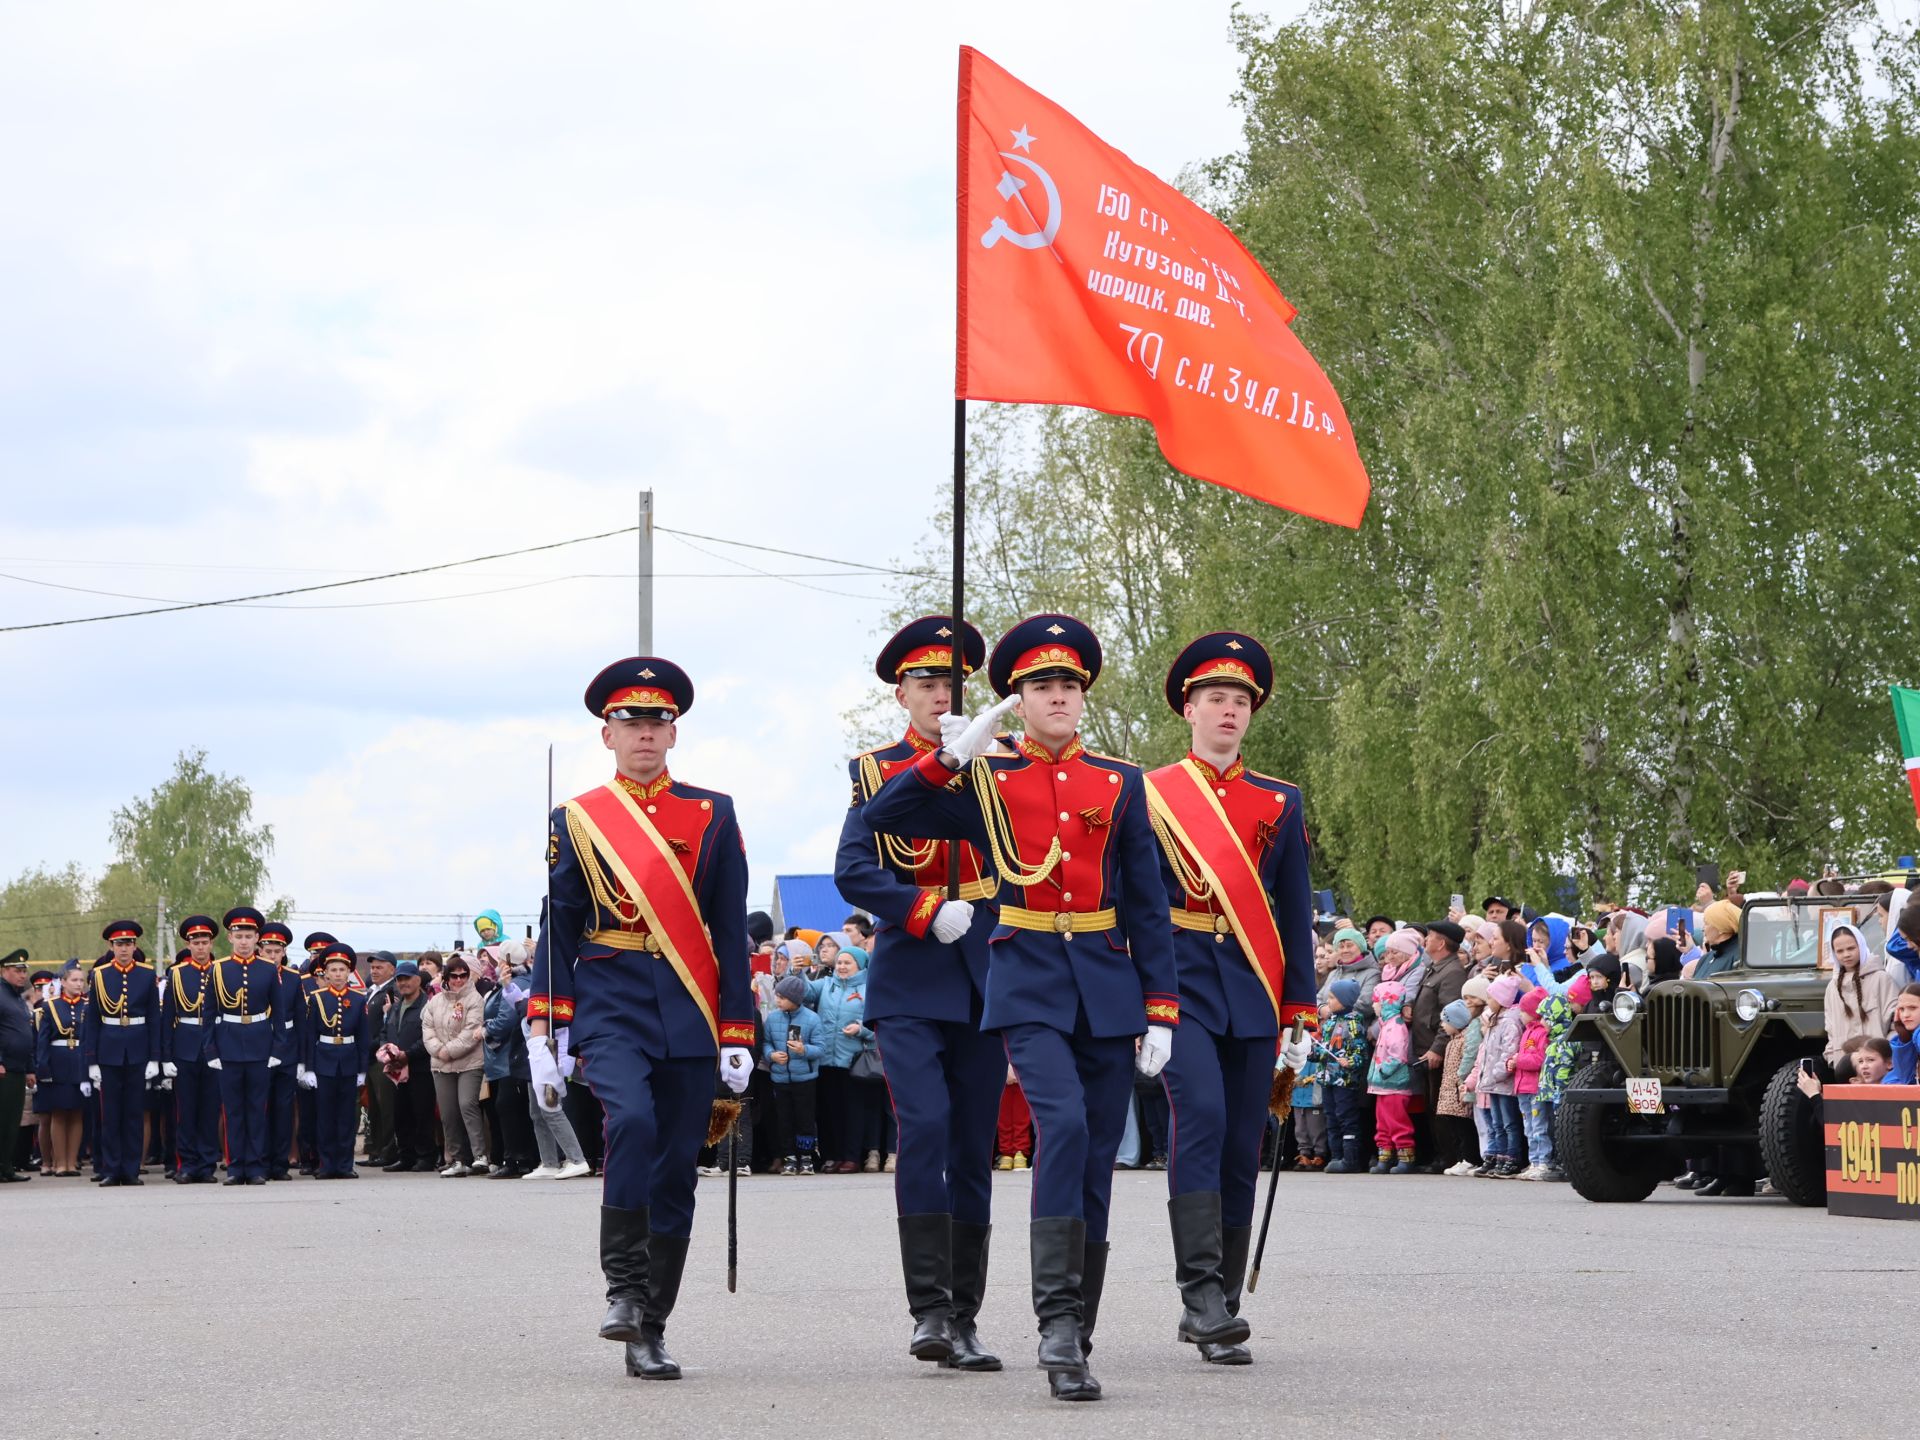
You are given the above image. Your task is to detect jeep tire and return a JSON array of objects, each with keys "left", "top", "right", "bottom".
[
  {"left": 1556, "top": 1061, "right": 1669, "bottom": 1203},
  {"left": 1759, "top": 1059, "right": 1827, "bottom": 1207}
]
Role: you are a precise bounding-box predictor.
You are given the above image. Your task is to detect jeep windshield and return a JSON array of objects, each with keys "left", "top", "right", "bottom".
[{"left": 1738, "top": 900, "right": 1886, "bottom": 970}]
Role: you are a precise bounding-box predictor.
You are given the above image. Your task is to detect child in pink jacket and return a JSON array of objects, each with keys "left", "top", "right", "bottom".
[{"left": 1510, "top": 987, "right": 1552, "bottom": 1179}]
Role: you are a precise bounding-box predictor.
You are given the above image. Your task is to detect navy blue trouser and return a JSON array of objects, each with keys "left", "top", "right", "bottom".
[
  {"left": 98, "top": 1063, "right": 146, "bottom": 1181},
  {"left": 875, "top": 1014, "right": 1004, "bottom": 1224},
  {"left": 579, "top": 1044, "right": 712, "bottom": 1235},
  {"left": 1324, "top": 1084, "right": 1366, "bottom": 1166},
  {"left": 999, "top": 1020, "right": 1134, "bottom": 1240},
  {"left": 315, "top": 1073, "right": 359, "bottom": 1175},
  {"left": 266, "top": 1063, "right": 297, "bottom": 1174},
  {"left": 219, "top": 1061, "right": 271, "bottom": 1179},
  {"left": 297, "top": 1081, "right": 320, "bottom": 1166},
  {"left": 1162, "top": 1023, "right": 1273, "bottom": 1228},
  {"left": 174, "top": 1060, "right": 222, "bottom": 1178}
]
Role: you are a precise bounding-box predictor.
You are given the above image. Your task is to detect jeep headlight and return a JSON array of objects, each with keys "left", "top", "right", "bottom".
[
  {"left": 1611, "top": 989, "right": 1642, "bottom": 1024},
  {"left": 1734, "top": 988, "right": 1765, "bottom": 1023}
]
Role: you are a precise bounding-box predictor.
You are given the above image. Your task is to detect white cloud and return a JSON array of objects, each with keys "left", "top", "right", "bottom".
[{"left": 0, "top": 1, "right": 1305, "bottom": 947}]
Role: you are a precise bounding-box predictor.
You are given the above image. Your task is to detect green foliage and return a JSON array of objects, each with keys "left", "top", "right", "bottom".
[
  {"left": 874, "top": 1, "right": 1920, "bottom": 911},
  {"left": 109, "top": 748, "right": 288, "bottom": 917},
  {"left": 0, "top": 864, "right": 97, "bottom": 965}
]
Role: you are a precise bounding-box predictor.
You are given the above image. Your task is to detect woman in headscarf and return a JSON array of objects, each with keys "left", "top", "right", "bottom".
[
  {"left": 1821, "top": 922, "right": 1898, "bottom": 1065},
  {"left": 1687, "top": 901, "right": 1742, "bottom": 979}
]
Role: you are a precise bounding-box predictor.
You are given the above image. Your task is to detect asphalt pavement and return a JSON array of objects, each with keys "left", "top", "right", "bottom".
[{"left": 1, "top": 1164, "right": 1906, "bottom": 1439}]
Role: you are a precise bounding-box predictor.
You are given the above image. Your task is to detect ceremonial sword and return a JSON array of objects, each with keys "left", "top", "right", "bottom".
[
  {"left": 1248, "top": 1013, "right": 1308, "bottom": 1294},
  {"left": 540, "top": 743, "right": 561, "bottom": 1111}
]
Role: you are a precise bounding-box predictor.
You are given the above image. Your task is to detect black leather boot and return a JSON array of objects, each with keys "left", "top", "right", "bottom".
[
  {"left": 1169, "top": 1191, "right": 1250, "bottom": 1347},
  {"left": 597, "top": 1205, "right": 651, "bottom": 1342},
  {"left": 943, "top": 1220, "right": 1001, "bottom": 1371},
  {"left": 1029, "top": 1217, "right": 1087, "bottom": 1374},
  {"left": 624, "top": 1232, "right": 688, "bottom": 1378},
  {"left": 1048, "top": 1237, "right": 1107, "bottom": 1401},
  {"left": 1199, "top": 1224, "right": 1253, "bottom": 1365},
  {"left": 897, "top": 1213, "right": 955, "bottom": 1361}
]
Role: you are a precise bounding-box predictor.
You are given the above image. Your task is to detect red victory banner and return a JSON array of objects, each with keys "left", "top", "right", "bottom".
[{"left": 956, "top": 46, "right": 1371, "bottom": 529}]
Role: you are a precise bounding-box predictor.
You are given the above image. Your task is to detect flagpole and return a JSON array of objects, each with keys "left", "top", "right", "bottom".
[{"left": 947, "top": 395, "right": 966, "bottom": 902}]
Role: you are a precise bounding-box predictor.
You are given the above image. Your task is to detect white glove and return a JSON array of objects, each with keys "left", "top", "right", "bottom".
[
  {"left": 528, "top": 1036, "right": 564, "bottom": 1110},
  {"left": 719, "top": 1046, "right": 752, "bottom": 1094},
  {"left": 296, "top": 1063, "right": 309, "bottom": 1083},
  {"left": 930, "top": 900, "right": 975, "bottom": 945},
  {"left": 267, "top": 1056, "right": 282, "bottom": 1069},
  {"left": 1137, "top": 1024, "right": 1173, "bottom": 1079},
  {"left": 207, "top": 1058, "right": 222, "bottom": 1070},
  {"left": 80, "top": 1082, "right": 92, "bottom": 1098},
  {"left": 355, "top": 1072, "right": 366, "bottom": 1086},
  {"left": 941, "top": 694, "right": 1020, "bottom": 766},
  {"left": 144, "top": 1061, "right": 159, "bottom": 1081},
  {"left": 298, "top": 1070, "right": 318, "bottom": 1091},
  {"left": 1278, "top": 1033, "right": 1313, "bottom": 1072},
  {"left": 89, "top": 1065, "right": 102, "bottom": 1084},
  {"left": 161, "top": 1062, "right": 178, "bottom": 1079}
]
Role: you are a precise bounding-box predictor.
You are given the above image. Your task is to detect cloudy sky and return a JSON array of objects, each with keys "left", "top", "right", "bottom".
[{"left": 0, "top": 2, "right": 1301, "bottom": 948}]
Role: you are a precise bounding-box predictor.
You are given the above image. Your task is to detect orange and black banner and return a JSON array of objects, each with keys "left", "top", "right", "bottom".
[{"left": 1824, "top": 1083, "right": 1920, "bottom": 1221}]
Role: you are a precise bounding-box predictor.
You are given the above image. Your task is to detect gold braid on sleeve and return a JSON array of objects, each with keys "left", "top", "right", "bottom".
[
  {"left": 1147, "top": 803, "right": 1214, "bottom": 901},
  {"left": 565, "top": 806, "right": 643, "bottom": 925},
  {"left": 859, "top": 753, "right": 937, "bottom": 870},
  {"left": 969, "top": 757, "right": 1062, "bottom": 888}
]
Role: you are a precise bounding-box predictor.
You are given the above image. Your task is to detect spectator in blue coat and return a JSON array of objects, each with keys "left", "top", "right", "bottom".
[
  {"left": 482, "top": 947, "right": 537, "bottom": 1177},
  {"left": 766, "top": 975, "right": 825, "bottom": 1175},
  {"left": 808, "top": 947, "right": 878, "bottom": 1172}
]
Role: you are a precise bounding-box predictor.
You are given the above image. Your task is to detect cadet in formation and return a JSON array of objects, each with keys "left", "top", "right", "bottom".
[
  {"left": 835, "top": 616, "right": 1004, "bottom": 1371},
  {"left": 301, "top": 940, "right": 371, "bottom": 1178},
  {"left": 162, "top": 915, "right": 222, "bottom": 1183},
  {"left": 258, "top": 920, "right": 304, "bottom": 1180},
  {"left": 530, "top": 657, "right": 754, "bottom": 1380},
  {"left": 862, "top": 614, "right": 1180, "bottom": 1403},
  {"left": 206, "top": 907, "right": 284, "bottom": 1185},
  {"left": 81, "top": 920, "right": 160, "bottom": 1187},
  {"left": 1144, "top": 634, "right": 1315, "bottom": 1366}
]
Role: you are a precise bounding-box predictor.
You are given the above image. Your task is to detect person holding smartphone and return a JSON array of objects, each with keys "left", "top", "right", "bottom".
[{"left": 764, "top": 975, "right": 824, "bottom": 1174}]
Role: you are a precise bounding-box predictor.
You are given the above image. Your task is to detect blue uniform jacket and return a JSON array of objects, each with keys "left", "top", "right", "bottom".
[
  {"left": 531, "top": 774, "right": 754, "bottom": 1060},
  {"left": 36, "top": 997, "right": 89, "bottom": 1084},
  {"left": 834, "top": 733, "right": 995, "bottom": 1024},
  {"left": 81, "top": 960, "right": 160, "bottom": 1067},
  {"left": 203, "top": 956, "right": 284, "bottom": 1065},
  {"left": 861, "top": 739, "right": 1179, "bottom": 1040},
  {"left": 1150, "top": 758, "right": 1318, "bottom": 1040},
  {"left": 160, "top": 961, "right": 217, "bottom": 1063},
  {"left": 763, "top": 1003, "right": 826, "bottom": 1082},
  {"left": 270, "top": 965, "right": 306, "bottom": 1065},
  {"left": 301, "top": 986, "right": 371, "bottom": 1078}
]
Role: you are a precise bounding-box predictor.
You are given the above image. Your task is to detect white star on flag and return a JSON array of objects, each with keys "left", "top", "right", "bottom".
[
  {"left": 1010, "top": 124, "right": 1035, "bottom": 151},
  {"left": 995, "top": 170, "right": 1027, "bottom": 202}
]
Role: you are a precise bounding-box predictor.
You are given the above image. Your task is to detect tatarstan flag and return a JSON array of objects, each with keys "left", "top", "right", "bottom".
[
  {"left": 1894, "top": 685, "right": 1920, "bottom": 826},
  {"left": 956, "top": 46, "right": 1370, "bottom": 529}
]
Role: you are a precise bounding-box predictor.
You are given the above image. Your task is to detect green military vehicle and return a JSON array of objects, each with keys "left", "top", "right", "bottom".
[{"left": 1556, "top": 894, "right": 1889, "bottom": 1206}]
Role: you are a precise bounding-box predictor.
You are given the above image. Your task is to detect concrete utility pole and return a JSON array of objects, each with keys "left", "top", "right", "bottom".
[{"left": 637, "top": 489, "right": 654, "bottom": 654}]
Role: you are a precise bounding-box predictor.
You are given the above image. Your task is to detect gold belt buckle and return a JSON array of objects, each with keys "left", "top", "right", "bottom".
[
  {"left": 1214, "top": 914, "right": 1230, "bottom": 935},
  {"left": 1053, "top": 913, "right": 1073, "bottom": 934},
  {"left": 645, "top": 933, "right": 663, "bottom": 954}
]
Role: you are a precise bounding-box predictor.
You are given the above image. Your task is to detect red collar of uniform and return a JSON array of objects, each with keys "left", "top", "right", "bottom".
[
  {"left": 325, "top": 984, "right": 350, "bottom": 997},
  {"left": 615, "top": 770, "right": 674, "bottom": 800},
  {"left": 1187, "top": 751, "right": 1246, "bottom": 784},
  {"left": 902, "top": 726, "right": 938, "bottom": 755},
  {"left": 1016, "top": 733, "right": 1085, "bottom": 764},
  {"left": 110, "top": 959, "right": 136, "bottom": 973},
  {"left": 187, "top": 958, "right": 211, "bottom": 970}
]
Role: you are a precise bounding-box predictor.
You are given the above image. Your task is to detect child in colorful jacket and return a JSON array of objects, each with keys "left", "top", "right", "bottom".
[
  {"left": 1366, "top": 982, "right": 1420, "bottom": 1174},
  {"left": 1510, "top": 988, "right": 1552, "bottom": 1179},
  {"left": 1316, "top": 979, "right": 1372, "bottom": 1173}
]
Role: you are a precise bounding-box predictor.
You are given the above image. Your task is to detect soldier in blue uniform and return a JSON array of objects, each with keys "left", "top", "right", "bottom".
[
  {"left": 162, "top": 916, "right": 223, "bottom": 1183},
  {"left": 861, "top": 615, "right": 1180, "bottom": 1403},
  {"left": 529, "top": 657, "right": 755, "bottom": 1380},
  {"left": 834, "top": 616, "right": 1006, "bottom": 1371},
  {"left": 1145, "top": 635, "right": 1317, "bottom": 1366},
  {"left": 34, "top": 965, "right": 90, "bottom": 1175},
  {"left": 300, "top": 941, "right": 371, "bottom": 1178},
  {"left": 206, "top": 907, "right": 284, "bottom": 1185},
  {"left": 80, "top": 920, "right": 161, "bottom": 1186},
  {"left": 259, "top": 921, "right": 304, "bottom": 1179}
]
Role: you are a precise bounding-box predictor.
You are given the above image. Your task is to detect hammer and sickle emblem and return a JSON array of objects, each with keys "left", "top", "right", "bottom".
[{"left": 981, "top": 151, "right": 1062, "bottom": 252}]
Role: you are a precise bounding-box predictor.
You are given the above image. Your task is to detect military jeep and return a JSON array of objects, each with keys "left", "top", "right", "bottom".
[{"left": 1556, "top": 895, "right": 1886, "bottom": 1205}]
